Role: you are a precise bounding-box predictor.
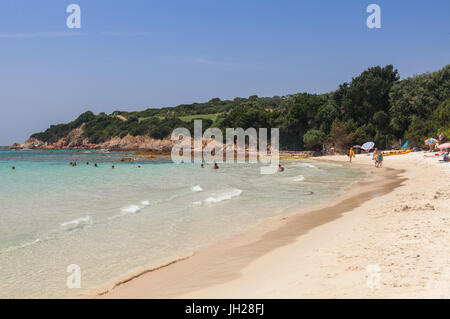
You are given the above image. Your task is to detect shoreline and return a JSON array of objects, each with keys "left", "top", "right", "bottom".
[{"left": 93, "top": 160, "right": 405, "bottom": 298}]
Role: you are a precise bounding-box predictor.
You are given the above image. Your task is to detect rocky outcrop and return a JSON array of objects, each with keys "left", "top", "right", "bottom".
[
  {"left": 100, "top": 135, "right": 175, "bottom": 152},
  {"left": 9, "top": 125, "right": 92, "bottom": 150},
  {"left": 8, "top": 127, "right": 280, "bottom": 156},
  {"left": 8, "top": 124, "right": 180, "bottom": 153},
  {"left": 14, "top": 138, "right": 50, "bottom": 150},
  {"left": 56, "top": 126, "right": 90, "bottom": 148},
  {"left": 9, "top": 135, "right": 177, "bottom": 153}
]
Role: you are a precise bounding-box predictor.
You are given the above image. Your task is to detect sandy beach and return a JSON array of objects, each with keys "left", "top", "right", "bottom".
[{"left": 97, "top": 151, "right": 449, "bottom": 299}]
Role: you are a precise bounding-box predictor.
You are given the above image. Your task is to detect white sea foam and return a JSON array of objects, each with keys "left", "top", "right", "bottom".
[
  {"left": 320, "top": 162, "right": 343, "bottom": 167},
  {"left": 61, "top": 216, "right": 92, "bottom": 231},
  {"left": 298, "top": 163, "right": 317, "bottom": 169},
  {"left": 202, "top": 189, "right": 243, "bottom": 204},
  {"left": 110, "top": 201, "right": 151, "bottom": 220},
  {"left": 192, "top": 185, "right": 203, "bottom": 192},
  {"left": 120, "top": 205, "right": 141, "bottom": 214},
  {"left": 1, "top": 238, "right": 41, "bottom": 254},
  {"left": 293, "top": 175, "right": 305, "bottom": 182}
]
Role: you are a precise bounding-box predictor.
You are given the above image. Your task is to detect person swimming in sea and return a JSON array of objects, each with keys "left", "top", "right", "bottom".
[
  {"left": 86, "top": 162, "right": 89, "bottom": 165},
  {"left": 11, "top": 166, "right": 15, "bottom": 170},
  {"left": 94, "top": 163, "right": 98, "bottom": 167},
  {"left": 111, "top": 165, "right": 115, "bottom": 169},
  {"left": 201, "top": 164, "right": 204, "bottom": 168},
  {"left": 138, "top": 165, "right": 141, "bottom": 168},
  {"left": 212, "top": 163, "right": 219, "bottom": 170},
  {"left": 278, "top": 164, "right": 285, "bottom": 172}
]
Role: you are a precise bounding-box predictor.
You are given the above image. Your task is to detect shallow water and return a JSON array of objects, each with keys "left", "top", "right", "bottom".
[{"left": 0, "top": 149, "right": 365, "bottom": 298}]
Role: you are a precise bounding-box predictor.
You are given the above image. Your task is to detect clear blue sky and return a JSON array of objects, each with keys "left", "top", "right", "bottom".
[{"left": 0, "top": 0, "right": 449, "bottom": 145}]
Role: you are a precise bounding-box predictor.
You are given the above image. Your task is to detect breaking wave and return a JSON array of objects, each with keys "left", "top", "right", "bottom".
[
  {"left": 61, "top": 216, "right": 93, "bottom": 231},
  {"left": 1, "top": 238, "right": 42, "bottom": 254},
  {"left": 293, "top": 175, "right": 305, "bottom": 182},
  {"left": 195, "top": 189, "right": 243, "bottom": 205},
  {"left": 120, "top": 205, "right": 141, "bottom": 214},
  {"left": 192, "top": 185, "right": 203, "bottom": 192},
  {"left": 297, "top": 163, "right": 317, "bottom": 169}
]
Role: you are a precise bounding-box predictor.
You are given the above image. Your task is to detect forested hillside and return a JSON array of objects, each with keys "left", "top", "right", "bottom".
[{"left": 31, "top": 64, "right": 450, "bottom": 150}]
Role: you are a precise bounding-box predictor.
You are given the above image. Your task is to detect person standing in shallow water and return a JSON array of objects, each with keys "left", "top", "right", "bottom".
[
  {"left": 376, "top": 152, "right": 384, "bottom": 168},
  {"left": 348, "top": 147, "right": 355, "bottom": 163},
  {"left": 373, "top": 148, "right": 379, "bottom": 167}
]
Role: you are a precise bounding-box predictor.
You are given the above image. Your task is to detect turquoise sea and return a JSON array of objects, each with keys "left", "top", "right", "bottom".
[{"left": 0, "top": 149, "right": 365, "bottom": 298}]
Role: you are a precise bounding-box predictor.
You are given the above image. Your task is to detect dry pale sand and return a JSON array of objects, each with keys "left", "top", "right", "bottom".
[{"left": 98, "top": 151, "right": 449, "bottom": 299}]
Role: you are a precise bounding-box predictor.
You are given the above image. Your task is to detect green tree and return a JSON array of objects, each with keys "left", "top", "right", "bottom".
[
  {"left": 303, "top": 129, "right": 326, "bottom": 147},
  {"left": 330, "top": 119, "right": 357, "bottom": 149},
  {"left": 434, "top": 98, "right": 450, "bottom": 139}
]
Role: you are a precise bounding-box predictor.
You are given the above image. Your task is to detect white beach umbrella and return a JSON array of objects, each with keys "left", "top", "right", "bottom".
[{"left": 361, "top": 142, "right": 375, "bottom": 151}]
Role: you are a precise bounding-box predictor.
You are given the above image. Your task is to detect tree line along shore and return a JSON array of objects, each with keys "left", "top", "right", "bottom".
[{"left": 9, "top": 64, "right": 450, "bottom": 153}]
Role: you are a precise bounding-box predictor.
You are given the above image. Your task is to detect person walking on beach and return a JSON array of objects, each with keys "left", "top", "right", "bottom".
[
  {"left": 348, "top": 147, "right": 355, "bottom": 163},
  {"left": 377, "top": 152, "right": 384, "bottom": 168},
  {"left": 373, "top": 148, "right": 379, "bottom": 167}
]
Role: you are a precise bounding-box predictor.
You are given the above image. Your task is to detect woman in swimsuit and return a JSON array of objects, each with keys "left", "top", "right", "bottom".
[{"left": 377, "top": 152, "right": 383, "bottom": 168}]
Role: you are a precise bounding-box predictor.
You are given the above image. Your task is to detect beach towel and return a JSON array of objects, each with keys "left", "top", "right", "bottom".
[{"left": 424, "top": 153, "right": 443, "bottom": 158}]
